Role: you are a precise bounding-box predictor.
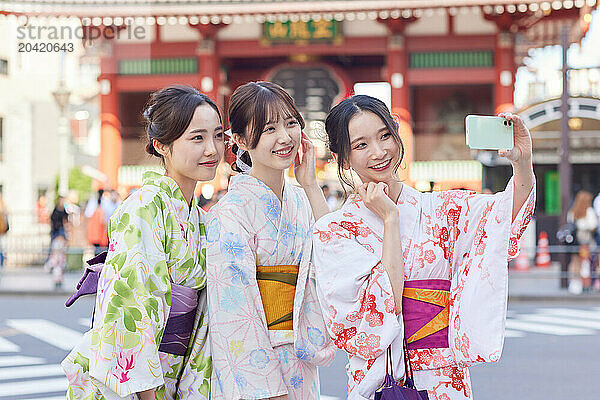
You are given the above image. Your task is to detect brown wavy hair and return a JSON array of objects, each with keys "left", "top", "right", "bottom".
[{"left": 570, "top": 190, "right": 593, "bottom": 220}]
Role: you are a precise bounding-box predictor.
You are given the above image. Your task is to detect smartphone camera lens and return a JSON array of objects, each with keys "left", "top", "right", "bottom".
[
  {"left": 503, "top": 120, "right": 507, "bottom": 126},
  {"left": 508, "top": 121, "right": 512, "bottom": 126}
]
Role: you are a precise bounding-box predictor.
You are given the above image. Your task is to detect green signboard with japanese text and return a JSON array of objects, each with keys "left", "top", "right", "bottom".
[{"left": 263, "top": 19, "right": 341, "bottom": 43}]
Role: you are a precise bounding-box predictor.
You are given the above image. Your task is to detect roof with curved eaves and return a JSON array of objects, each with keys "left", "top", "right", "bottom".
[{"left": 0, "top": 0, "right": 596, "bottom": 18}]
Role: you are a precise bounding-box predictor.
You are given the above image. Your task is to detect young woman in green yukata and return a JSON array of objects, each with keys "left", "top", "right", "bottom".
[{"left": 62, "top": 85, "right": 225, "bottom": 400}]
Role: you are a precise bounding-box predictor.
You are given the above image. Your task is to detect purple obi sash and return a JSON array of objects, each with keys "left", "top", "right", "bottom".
[
  {"left": 401, "top": 279, "right": 451, "bottom": 350},
  {"left": 66, "top": 252, "right": 199, "bottom": 356}
]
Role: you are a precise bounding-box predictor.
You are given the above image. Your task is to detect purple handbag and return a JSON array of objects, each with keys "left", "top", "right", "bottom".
[
  {"left": 375, "top": 340, "right": 429, "bottom": 400},
  {"left": 66, "top": 251, "right": 199, "bottom": 356}
]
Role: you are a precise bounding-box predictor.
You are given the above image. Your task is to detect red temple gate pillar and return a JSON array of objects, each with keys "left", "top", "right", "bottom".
[
  {"left": 99, "top": 61, "right": 121, "bottom": 189},
  {"left": 380, "top": 16, "right": 416, "bottom": 182},
  {"left": 193, "top": 24, "right": 223, "bottom": 104},
  {"left": 495, "top": 31, "right": 515, "bottom": 113}
]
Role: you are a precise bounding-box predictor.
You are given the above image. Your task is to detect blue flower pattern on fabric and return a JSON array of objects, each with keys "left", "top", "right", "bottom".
[
  {"left": 227, "top": 264, "right": 249, "bottom": 286},
  {"left": 228, "top": 193, "right": 244, "bottom": 204},
  {"left": 307, "top": 327, "right": 325, "bottom": 347},
  {"left": 214, "top": 368, "right": 224, "bottom": 394},
  {"left": 279, "top": 220, "right": 295, "bottom": 246},
  {"left": 249, "top": 349, "right": 270, "bottom": 369},
  {"left": 251, "top": 389, "right": 270, "bottom": 399},
  {"left": 277, "top": 346, "right": 290, "bottom": 365},
  {"left": 290, "top": 374, "right": 303, "bottom": 389},
  {"left": 220, "top": 287, "right": 245, "bottom": 312},
  {"left": 261, "top": 194, "right": 281, "bottom": 221},
  {"left": 220, "top": 232, "right": 246, "bottom": 261},
  {"left": 294, "top": 339, "right": 315, "bottom": 361},
  {"left": 235, "top": 373, "right": 248, "bottom": 389}
]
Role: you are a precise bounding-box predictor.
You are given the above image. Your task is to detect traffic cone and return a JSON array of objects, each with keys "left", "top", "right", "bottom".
[
  {"left": 513, "top": 238, "right": 530, "bottom": 271},
  {"left": 535, "top": 231, "right": 551, "bottom": 268}
]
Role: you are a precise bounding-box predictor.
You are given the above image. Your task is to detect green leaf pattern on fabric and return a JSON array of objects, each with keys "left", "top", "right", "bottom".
[{"left": 62, "top": 171, "right": 211, "bottom": 399}]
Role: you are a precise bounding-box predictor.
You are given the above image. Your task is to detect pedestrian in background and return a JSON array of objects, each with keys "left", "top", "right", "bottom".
[
  {"left": 567, "top": 190, "right": 597, "bottom": 293},
  {"left": 0, "top": 194, "right": 9, "bottom": 268},
  {"left": 85, "top": 195, "right": 108, "bottom": 256},
  {"left": 50, "top": 196, "right": 69, "bottom": 241}
]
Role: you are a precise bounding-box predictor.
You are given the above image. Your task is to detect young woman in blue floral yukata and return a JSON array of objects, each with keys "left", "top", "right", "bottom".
[
  {"left": 62, "top": 85, "right": 225, "bottom": 400},
  {"left": 205, "top": 81, "right": 336, "bottom": 400}
]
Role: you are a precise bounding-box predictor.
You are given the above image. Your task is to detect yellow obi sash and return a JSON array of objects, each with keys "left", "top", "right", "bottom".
[
  {"left": 256, "top": 265, "right": 299, "bottom": 330},
  {"left": 402, "top": 279, "right": 451, "bottom": 349}
]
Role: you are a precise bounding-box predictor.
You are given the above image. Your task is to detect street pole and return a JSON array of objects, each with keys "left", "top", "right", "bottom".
[
  {"left": 58, "top": 114, "right": 69, "bottom": 197},
  {"left": 559, "top": 26, "right": 571, "bottom": 289},
  {"left": 53, "top": 80, "right": 71, "bottom": 198}
]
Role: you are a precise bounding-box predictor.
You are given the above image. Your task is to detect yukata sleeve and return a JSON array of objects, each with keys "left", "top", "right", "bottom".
[
  {"left": 88, "top": 193, "right": 172, "bottom": 396},
  {"left": 206, "top": 204, "right": 287, "bottom": 400},
  {"left": 428, "top": 178, "right": 535, "bottom": 367},
  {"left": 312, "top": 216, "right": 403, "bottom": 365}
]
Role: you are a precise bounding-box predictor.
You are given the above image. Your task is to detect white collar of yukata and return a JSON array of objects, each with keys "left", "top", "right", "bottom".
[{"left": 230, "top": 173, "right": 290, "bottom": 202}]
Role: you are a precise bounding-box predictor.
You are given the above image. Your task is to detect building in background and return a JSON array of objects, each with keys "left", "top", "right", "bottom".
[{"left": 0, "top": 0, "right": 596, "bottom": 196}]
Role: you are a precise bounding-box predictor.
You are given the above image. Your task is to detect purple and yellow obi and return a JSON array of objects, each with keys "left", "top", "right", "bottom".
[
  {"left": 402, "top": 279, "right": 451, "bottom": 350},
  {"left": 256, "top": 265, "right": 299, "bottom": 330}
]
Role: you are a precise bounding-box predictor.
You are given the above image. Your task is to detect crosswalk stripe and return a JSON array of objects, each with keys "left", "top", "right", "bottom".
[
  {"left": 6, "top": 319, "right": 82, "bottom": 351},
  {"left": 0, "top": 337, "right": 19, "bottom": 352},
  {"left": 0, "top": 377, "right": 67, "bottom": 396},
  {"left": 0, "top": 356, "right": 44, "bottom": 367},
  {"left": 539, "top": 308, "right": 600, "bottom": 322},
  {"left": 518, "top": 314, "right": 600, "bottom": 330},
  {"left": 78, "top": 318, "right": 91, "bottom": 328},
  {"left": 505, "top": 319, "right": 595, "bottom": 336},
  {"left": 0, "top": 364, "right": 63, "bottom": 380},
  {"left": 504, "top": 329, "right": 525, "bottom": 338}
]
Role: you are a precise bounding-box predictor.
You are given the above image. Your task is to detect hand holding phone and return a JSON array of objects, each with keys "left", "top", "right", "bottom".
[{"left": 465, "top": 115, "right": 514, "bottom": 150}]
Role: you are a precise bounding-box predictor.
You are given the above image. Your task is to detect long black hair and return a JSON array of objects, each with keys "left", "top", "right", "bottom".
[{"left": 325, "top": 95, "right": 404, "bottom": 190}]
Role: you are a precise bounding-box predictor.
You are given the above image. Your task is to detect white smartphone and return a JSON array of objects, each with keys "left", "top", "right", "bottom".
[{"left": 465, "top": 115, "right": 514, "bottom": 150}]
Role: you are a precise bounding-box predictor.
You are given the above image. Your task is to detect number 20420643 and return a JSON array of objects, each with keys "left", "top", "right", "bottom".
[{"left": 19, "top": 42, "right": 74, "bottom": 52}]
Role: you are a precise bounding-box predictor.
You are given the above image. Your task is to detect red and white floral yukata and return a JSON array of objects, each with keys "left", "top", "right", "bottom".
[{"left": 312, "top": 178, "right": 535, "bottom": 400}]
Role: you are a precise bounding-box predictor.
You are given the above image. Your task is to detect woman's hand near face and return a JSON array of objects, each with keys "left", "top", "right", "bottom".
[
  {"left": 357, "top": 182, "right": 398, "bottom": 222},
  {"left": 295, "top": 132, "right": 330, "bottom": 220},
  {"left": 293, "top": 132, "right": 318, "bottom": 188},
  {"left": 358, "top": 181, "right": 404, "bottom": 314}
]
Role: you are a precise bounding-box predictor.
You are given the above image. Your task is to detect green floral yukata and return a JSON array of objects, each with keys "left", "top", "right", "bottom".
[{"left": 62, "top": 171, "right": 211, "bottom": 400}]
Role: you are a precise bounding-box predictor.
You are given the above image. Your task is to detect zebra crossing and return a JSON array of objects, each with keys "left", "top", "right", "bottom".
[
  {"left": 505, "top": 306, "right": 600, "bottom": 338},
  {"left": 0, "top": 318, "right": 80, "bottom": 399},
  {"left": 0, "top": 307, "right": 599, "bottom": 399}
]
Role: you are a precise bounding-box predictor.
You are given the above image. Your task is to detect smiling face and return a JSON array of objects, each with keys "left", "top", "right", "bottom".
[
  {"left": 162, "top": 103, "right": 225, "bottom": 184},
  {"left": 346, "top": 111, "right": 401, "bottom": 186},
  {"left": 239, "top": 112, "right": 302, "bottom": 173}
]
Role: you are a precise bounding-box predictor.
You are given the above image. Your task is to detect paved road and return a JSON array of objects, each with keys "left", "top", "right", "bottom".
[{"left": 0, "top": 297, "right": 599, "bottom": 399}]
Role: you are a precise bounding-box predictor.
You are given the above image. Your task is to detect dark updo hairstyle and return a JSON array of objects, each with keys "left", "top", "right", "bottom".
[
  {"left": 143, "top": 85, "right": 221, "bottom": 161},
  {"left": 228, "top": 81, "right": 305, "bottom": 172},
  {"left": 325, "top": 95, "right": 404, "bottom": 190}
]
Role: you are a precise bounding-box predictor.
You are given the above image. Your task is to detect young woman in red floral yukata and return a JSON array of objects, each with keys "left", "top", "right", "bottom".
[{"left": 312, "top": 95, "right": 536, "bottom": 400}]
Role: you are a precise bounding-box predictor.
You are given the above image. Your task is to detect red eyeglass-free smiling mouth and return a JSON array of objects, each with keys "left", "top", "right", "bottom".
[
  {"left": 369, "top": 159, "right": 392, "bottom": 171},
  {"left": 272, "top": 146, "right": 294, "bottom": 158}
]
